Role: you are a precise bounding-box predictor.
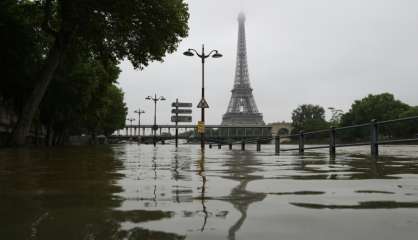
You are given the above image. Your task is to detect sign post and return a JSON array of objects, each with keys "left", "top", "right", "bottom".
[
  {"left": 172, "top": 99, "right": 192, "bottom": 147},
  {"left": 175, "top": 99, "right": 178, "bottom": 147},
  {"left": 197, "top": 121, "right": 205, "bottom": 134}
]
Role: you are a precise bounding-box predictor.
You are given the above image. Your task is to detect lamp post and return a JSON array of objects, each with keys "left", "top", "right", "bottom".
[
  {"left": 183, "top": 44, "right": 222, "bottom": 150},
  {"left": 146, "top": 94, "right": 166, "bottom": 146},
  {"left": 127, "top": 118, "right": 135, "bottom": 136},
  {"left": 134, "top": 109, "right": 145, "bottom": 138}
]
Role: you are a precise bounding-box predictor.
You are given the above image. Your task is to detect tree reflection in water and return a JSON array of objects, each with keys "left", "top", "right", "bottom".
[{"left": 0, "top": 146, "right": 185, "bottom": 240}]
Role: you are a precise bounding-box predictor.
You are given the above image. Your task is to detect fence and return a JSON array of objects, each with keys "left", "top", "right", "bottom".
[{"left": 275, "top": 116, "right": 418, "bottom": 157}]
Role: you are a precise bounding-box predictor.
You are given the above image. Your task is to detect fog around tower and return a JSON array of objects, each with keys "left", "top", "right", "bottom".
[{"left": 118, "top": 0, "right": 418, "bottom": 125}]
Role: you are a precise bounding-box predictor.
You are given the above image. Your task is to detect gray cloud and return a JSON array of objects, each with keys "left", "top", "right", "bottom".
[{"left": 118, "top": 0, "right": 418, "bottom": 125}]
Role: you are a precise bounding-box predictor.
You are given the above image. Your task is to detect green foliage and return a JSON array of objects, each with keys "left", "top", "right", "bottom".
[
  {"left": 340, "top": 93, "right": 410, "bottom": 126},
  {"left": 390, "top": 106, "right": 418, "bottom": 139},
  {"left": 2, "top": 0, "right": 189, "bottom": 145},
  {"left": 0, "top": 0, "right": 43, "bottom": 109},
  {"left": 340, "top": 93, "right": 415, "bottom": 141},
  {"left": 36, "top": 0, "right": 190, "bottom": 68},
  {"left": 291, "top": 104, "right": 329, "bottom": 133},
  {"left": 328, "top": 107, "right": 344, "bottom": 127},
  {"left": 40, "top": 51, "right": 127, "bottom": 143}
]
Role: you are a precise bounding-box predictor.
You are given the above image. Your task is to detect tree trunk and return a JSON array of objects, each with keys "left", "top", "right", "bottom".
[
  {"left": 45, "top": 124, "right": 52, "bottom": 146},
  {"left": 10, "top": 43, "right": 64, "bottom": 146}
]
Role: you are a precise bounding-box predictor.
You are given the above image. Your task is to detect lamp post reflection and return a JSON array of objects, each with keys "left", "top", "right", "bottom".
[{"left": 197, "top": 150, "right": 208, "bottom": 232}]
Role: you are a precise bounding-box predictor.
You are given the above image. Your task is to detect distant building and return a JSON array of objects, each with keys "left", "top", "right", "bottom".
[{"left": 222, "top": 12, "right": 264, "bottom": 125}]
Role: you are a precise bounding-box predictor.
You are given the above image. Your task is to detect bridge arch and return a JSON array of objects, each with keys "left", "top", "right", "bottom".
[
  {"left": 268, "top": 122, "right": 292, "bottom": 136},
  {"left": 277, "top": 128, "right": 290, "bottom": 136}
]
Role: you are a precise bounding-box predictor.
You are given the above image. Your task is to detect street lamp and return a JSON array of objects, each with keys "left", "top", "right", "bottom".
[
  {"left": 183, "top": 44, "right": 222, "bottom": 150},
  {"left": 126, "top": 118, "right": 135, "bottom": 136},
  {"left": 146, "top": 94, "right": 166, "bottom": 146},
  {"left": 134, "top": 109, "right": 145, "bottom": 138}
]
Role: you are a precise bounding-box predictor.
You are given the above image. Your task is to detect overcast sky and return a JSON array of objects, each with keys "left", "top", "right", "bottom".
[{"left": 118, "top": 0, "right": 418, "bottom": 125}]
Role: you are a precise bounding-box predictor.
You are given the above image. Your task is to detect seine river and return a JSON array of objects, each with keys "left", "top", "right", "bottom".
[{"left": 1, "top": 144, "right": 418, "bottom": 239}]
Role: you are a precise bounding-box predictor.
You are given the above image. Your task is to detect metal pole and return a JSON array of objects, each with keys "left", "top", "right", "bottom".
[
  {"left": 299, "top": 131, "right": 304, "bottom": 154},
  {"left": 275, "top": 135, "right": 280, "bottom": 154},
  {"left": 138, "top": 112, "right": 142, "bottom": 143},
  {"left": 371, "top": 119, "right": 379, "bottom": 158},
  {"left": 330, "top": 127, "right": 336, "bottom": 155},
  {"left": 201, "top": 45, "right": 205, "bottom": 150},
  {"left": 175, "top": 99, "right": 179, "bottom": 148},
  {"left": 241, "top": 139, "right": 245, "bottom": 151},
  {"left": 153, "top": 94, "right": 157, "bottom": 147},
  {"left": 256, "top": 139, "right": 261, "bottom": 152}
]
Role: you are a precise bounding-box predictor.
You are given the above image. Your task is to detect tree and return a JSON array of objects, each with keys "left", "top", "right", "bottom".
[
  {"left": 39, "top": 50, "right": 127, "bottom": 145},
  {"left": 328, "top": 107, "right": 344, "bottom": 126},
  {"left": 0, "top": 0, "right": 43, "bottom": 112},
  {"left": 340, "top": 93, "right": 410, "bottom": 126},
  {"left": 340, "top": 93, "right": 412, "bottom": 140},
  {"left": 10, "top": 0, "right": 189, "bottom": 145},
  {"left": 291, "top": 104, "right": 329, "bottom": 133},
  {"left": 391, "top": 106, "right": 418, "bottom": 139},
  {"left": 100, "top": 85, "right": 127, "bottom": 136}
]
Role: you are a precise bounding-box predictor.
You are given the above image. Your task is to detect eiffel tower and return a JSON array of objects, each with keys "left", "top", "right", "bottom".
[{"left": 222, "top": 12, "right": 265, "bottom": 125}]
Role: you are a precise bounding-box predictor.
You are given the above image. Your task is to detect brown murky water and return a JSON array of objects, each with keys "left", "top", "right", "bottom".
[{"left": 1, "top": 144, "right": 418, "bottom": 239}]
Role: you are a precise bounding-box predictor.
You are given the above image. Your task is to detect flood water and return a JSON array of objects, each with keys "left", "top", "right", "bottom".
[{"left": 1, "top": 144, "right": 418, "bottom": 240}]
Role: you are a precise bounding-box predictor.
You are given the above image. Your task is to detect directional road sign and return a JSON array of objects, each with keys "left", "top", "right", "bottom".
[
  {"left": 172, "top": 102, "right": 192, "bottom": 108},
  {"left": 171, "top": 109, "right": 192, "bottom": 114},
  {"left": 171, "top": 116, "right": 192, "bottom": 123}
]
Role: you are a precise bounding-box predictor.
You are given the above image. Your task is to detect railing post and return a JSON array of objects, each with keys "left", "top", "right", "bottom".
[
  {"left": 241, "top": 140, "right": 245, "bottom": 151},
  {"left": 229, "top": 142, "right": 232, "bottom": 150},
  {"left": 209, "top": 144, "right": 212, "bottom": 149},
  {"left": 275, "top": 135, "right": 280, "bottom": 154},
  {"left": 329, "top": 127, "right": 336, "bottom": 155},
  {"left": 256, "top": 139, "right": 261, "bottom": 152},
  {"left": 218, "top": 144, "right": 221, "bottom": 149},
  {"left": 298, "top": 131, "right": 304, "bottom": 154},
  {"left": 371, "top": 119, "right": 379, "bottom": 158}
]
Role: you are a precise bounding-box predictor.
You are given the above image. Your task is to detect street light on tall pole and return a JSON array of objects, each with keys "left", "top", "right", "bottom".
[
  {"left": 183, "top": 44, "right": 222, "bottom": 150},
  {"left": 134, "top": 109, "right": 145, "bottom": 138},
  {"left": 126, "top": 118, "right": 135, "bottom": 136},
  {"left": 145, "top": 94, "right": 166, "bottom": 147}
]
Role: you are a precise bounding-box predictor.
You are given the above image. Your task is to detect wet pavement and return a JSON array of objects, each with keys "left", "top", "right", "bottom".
[{"left": 1, "top": 144, "right": 418, "bottom": 239}]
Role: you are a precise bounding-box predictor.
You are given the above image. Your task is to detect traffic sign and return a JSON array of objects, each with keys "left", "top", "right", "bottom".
[
  {"left": 172, "top": 102, "right": 192, "bottom": 108},
  {"left": 197, "top": 121, "right": 205, "bottom": 133},
  {"left": 197, "top": 98, "right": 209, "bottom": 109},
  {"left": 171, "top": 116, "right": 192, "bottom": 123},
  {"left": 171, "top": 109, "right": 192, "bottom": 114}
]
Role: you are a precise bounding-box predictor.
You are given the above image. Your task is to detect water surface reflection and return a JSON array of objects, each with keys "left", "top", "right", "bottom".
[{"left": 1, "top": 144, "right": 418, "bottom": 239}]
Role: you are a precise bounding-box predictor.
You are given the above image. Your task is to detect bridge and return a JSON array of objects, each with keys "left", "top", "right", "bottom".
[{"left": 111, "top": 124, "right": 273, "bottom": 144}]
